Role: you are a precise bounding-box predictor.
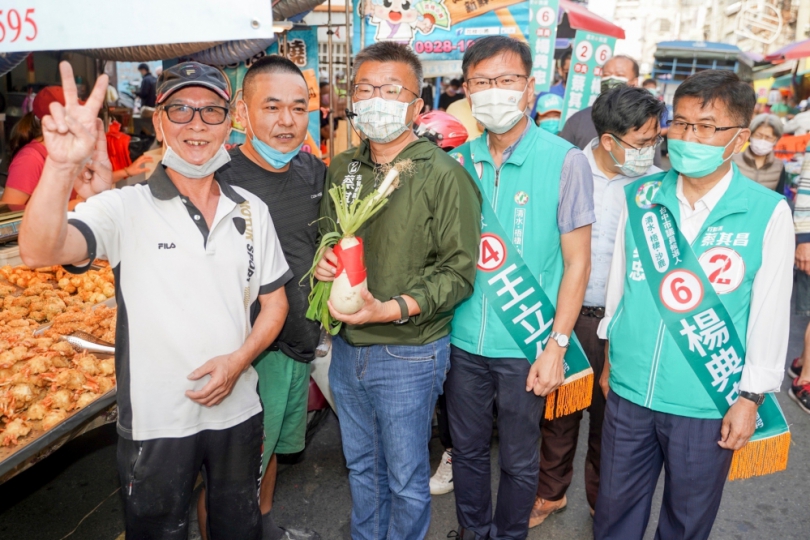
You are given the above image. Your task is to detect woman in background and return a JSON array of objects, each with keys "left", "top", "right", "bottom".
[
  {"left": 1, "top": 86, "right": 151, "bottom": 210},
  {"left": 732, "top": 113, "right": 787, "bottom": 193}
]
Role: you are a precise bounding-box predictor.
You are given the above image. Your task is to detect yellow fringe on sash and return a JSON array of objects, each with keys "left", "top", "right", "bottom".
[
  {"left": 728, "top": 431, "right": 791, "bottom": 481},
  {"left": 544, "top": 372, "right": 594, "bottom": 420}
]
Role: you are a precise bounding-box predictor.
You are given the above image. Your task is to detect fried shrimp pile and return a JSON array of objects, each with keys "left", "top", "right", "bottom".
[{"left": 0, "top": 300, "right": 117, "bottom": 446}]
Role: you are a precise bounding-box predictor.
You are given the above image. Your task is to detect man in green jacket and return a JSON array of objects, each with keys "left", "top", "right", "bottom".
[
  {"left": 446, "top": 36, "right": 594, "bottom": 539},
  {"left": 314, "top": 42, "right": 481, "bottom": 539}
]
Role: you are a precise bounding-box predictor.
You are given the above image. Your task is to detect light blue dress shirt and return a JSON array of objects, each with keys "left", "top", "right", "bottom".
[{"left": 582, "top": 138, "right": 661, "bottom": 307}]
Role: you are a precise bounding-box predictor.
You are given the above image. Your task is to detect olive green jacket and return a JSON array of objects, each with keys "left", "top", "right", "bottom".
[{"left": 320, "top": 138, "right": 481, "bottom": 346}]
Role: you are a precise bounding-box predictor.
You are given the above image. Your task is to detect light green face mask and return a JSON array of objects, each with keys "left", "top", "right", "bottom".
[{"left": 667, "top": 130, "right": 740, "bottom": 178}]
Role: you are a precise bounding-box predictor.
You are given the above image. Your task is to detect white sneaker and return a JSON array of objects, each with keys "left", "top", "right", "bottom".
[{"left": 430, "top": 450, "right": 454, "bottom": 495}]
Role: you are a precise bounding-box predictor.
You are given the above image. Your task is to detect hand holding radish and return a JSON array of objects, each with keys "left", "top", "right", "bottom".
[
  {"left": 314, "top": 247, "right": 338, "bottom": 282},
  {"left": 327, "top": 288, "right": 396, "bottom": 325},
  {"left": 306, "top": 163, "right": 409, "bottom": 334}
]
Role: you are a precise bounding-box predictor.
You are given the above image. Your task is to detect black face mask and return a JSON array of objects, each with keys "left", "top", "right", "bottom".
[{"left": 600, "top": 76, "right": 629, "bottom": 93}]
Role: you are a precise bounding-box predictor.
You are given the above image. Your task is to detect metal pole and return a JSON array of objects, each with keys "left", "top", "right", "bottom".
[
  {"left": 360, "top": 0, "right": 365, "bottom": 53},
  {"left": 346, "top": 0, "right": 353, "bottom": 149},
  {"left": 328, "top": 0, "right": 335, "bottom": 160},
  {"left": 799, "top": 0, "right": 810, "bottom": 41}
]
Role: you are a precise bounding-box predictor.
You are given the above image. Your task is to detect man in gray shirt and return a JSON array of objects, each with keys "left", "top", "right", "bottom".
[
  {"left": 531, "top": 86, "right": 665, "bottom": 527},
  {"left": 559, "top": 56, "right": 668, "bottom": 169}
]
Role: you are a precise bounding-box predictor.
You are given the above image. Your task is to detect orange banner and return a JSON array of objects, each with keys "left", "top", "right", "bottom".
[{"left": 445, "top": 0, "right": 525, "bottom": 26}]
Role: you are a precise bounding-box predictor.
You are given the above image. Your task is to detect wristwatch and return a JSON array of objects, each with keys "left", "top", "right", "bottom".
[
  {"left": 391, "top": 296, "right": 409, "bottom": 325},
  {"left": 739, "top": 390, "right": 765, "bottom": 407},
  {"left": 549, "top": 331, "right": 570, "bottom": 349}
]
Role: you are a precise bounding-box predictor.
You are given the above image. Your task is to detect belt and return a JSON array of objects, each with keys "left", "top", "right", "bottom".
[{"left": 580, "top": 306, "right": 605, "bottom": 319}]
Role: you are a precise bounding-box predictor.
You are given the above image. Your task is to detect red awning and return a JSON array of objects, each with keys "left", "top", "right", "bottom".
[
  {"left": 764, "top": 39, "right": 810, "bottom": 63},
  {"left": 559, "top": 0, "right": 626, "bottom": 40}
]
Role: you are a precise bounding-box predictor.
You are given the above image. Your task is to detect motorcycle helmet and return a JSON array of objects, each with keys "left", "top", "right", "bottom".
[{"left": 414, "top": 110, "right": 469, "bottom": 151}]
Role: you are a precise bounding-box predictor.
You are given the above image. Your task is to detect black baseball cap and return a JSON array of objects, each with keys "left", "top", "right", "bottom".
[{"left": 156, "top": 62, "right": 230, "bottom": 105}]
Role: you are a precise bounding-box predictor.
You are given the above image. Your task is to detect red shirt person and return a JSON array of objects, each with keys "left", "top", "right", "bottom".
[{"left": 1, "top": 86, "right": 151, "bottom": 211}]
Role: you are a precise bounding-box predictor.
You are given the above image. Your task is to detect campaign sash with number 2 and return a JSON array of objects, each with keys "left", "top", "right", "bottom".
[
  {"left": 626, "top": 180, "right": 790, "bottom": 480},
  {"left": 454, "top": 145, "right": 593, "bottom": 420}
]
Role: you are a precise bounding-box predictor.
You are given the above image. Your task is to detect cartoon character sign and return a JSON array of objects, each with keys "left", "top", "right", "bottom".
[{"left": 363, "top": 0, "right": 450, "bottom": 46}]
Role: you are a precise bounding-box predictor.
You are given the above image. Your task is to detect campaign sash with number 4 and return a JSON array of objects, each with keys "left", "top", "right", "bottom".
[
  {"left": 454, "top": 145, "right": 593, "bottom": 419},
  {"left": 626, "top": 180, "right": 790, "bottom": 480}
]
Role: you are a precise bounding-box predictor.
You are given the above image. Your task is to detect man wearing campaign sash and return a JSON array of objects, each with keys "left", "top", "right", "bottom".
[
  {"left": 447, "top": 36, "right": 594, "bottom": 539},
  {"left": 532, "top": 85, "right": 666, "bottom": 527},
  {"left": 595, "top": 70, "right": 794, "bottom": 540}
]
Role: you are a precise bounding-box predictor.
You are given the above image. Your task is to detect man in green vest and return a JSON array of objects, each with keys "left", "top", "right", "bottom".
[
  {"left": 446, "top": 36, "right": 594, "bottom": 539},
  {"left": 595, "top": 70, "right": 794, "bottom": 540}
]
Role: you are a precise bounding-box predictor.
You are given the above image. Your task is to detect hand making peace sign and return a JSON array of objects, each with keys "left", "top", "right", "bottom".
[{"left": 41, "top": 61, "right": 114, "bottom": 199}]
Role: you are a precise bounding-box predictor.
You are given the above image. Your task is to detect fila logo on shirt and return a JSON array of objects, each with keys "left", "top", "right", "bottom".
[{"left": 158, "top": 243, "right": 176, "bottom": 249}]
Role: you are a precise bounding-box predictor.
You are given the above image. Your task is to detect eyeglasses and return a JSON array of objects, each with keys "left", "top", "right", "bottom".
[
  {"left": 352, "top": 84, "right": 419, "bottom": 101},
  {"left": 466, "top": 74, "right": 528, "bottom": 91},
  {"left": 162, "top": 104, "right": 229, "bottom": 125},
  {"left": 669, "top": 121, "right": 744, "bottom": 140},
  {"left": 612, "top": 134, "right": 664, "bottom": 150}
]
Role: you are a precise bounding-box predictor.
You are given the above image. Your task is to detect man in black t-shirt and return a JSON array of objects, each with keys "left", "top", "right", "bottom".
[{"left": 200, "top": 56, "right": 325, "bottom": 540}]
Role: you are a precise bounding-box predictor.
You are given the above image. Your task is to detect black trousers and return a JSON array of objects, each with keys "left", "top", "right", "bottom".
[
  {"left": 594, "top": 392, "right": 733, "bottom": 540},
  {"left": 537, "top": 313, "right": 606, "bottom": 508},
  {"left": 436, "top": 392, "right": 453, "bottom": 449},
  {"left": 117, "top": 413, "right": 263, "bottom": 540},
  {"left": 445, "top": 346, "right": 545, "bottom": 540}
]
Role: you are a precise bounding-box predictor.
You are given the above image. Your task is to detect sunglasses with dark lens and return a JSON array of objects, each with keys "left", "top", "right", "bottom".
[{"left": 162, "top": 104, "right": 229, "bottom": 125}]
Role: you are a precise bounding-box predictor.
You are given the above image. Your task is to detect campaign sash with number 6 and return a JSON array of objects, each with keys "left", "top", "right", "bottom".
[{"left": 626, "top": 180, "right": 790, "bottom": 480}]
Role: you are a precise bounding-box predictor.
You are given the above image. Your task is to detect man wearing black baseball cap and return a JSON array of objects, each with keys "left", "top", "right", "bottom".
[{"left": 20, "top": 60, "right": 292, "bottom": 539}]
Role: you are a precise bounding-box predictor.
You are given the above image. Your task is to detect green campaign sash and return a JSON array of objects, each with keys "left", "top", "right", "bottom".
[
  {"left": 455, "top": 145, "right": 593, "bottom": 419},
  {"left": 626, "top": 179, "right": 790, "bottom": 480}
]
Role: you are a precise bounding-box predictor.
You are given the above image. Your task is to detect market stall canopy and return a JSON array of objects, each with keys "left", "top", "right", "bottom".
[
  {"left": 654, "top": 41, "right": 753, "bottom": 65},
  {"left": 764, "top": 39, "right": 810, "bottom": 63},
  {"left": 771, "top": 70, "right": 810, "bottom": 88},
  {"left": 557, "top": 0, "right": 626, "bottom": 40},
  {"left": 0, "top": 0, "right": 275, "bottom": 54}
]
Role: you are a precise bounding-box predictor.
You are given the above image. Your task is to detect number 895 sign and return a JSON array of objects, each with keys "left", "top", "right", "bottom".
[
  {"left": 0, "top": 8, "right": 37, "bottom": 44},
  {"left": 660, "top": 269, "right": 704, "bottom": 313}
]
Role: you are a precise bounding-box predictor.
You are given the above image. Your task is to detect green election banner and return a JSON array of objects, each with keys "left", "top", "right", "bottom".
[
  {"left": 561, "top": 30, "right": 616, "bottom": 122},
  {"left": 528, "top": 0, "right": 559, "bottom": 93}
]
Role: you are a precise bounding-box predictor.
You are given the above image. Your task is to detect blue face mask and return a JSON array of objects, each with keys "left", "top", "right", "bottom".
[
  {"left": 252, "top": 136, "right": 303, "bottom": 169},
  {"left": 667, "top": 129, "right": 739, "bottom": 178},
  {"left": 539, "top": 118, "right": 561, "bottom": 134},
  {"left": 243, "top": 104, "right": 303, "bottom": 169}
]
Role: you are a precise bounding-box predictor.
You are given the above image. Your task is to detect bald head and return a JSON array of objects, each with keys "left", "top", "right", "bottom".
[
  {"left": 603, "top": 55, "right": 640, "bottom": 87},
  {"left": 243, "top": 55, "right": 307, "bottom": 101}
]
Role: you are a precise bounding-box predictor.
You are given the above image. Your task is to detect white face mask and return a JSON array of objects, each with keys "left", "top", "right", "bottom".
[
  {"left": 470, "top": 87, "right": 526, "bottom": 135},
  {"left": 749, "top": 137, "right": 775, "bottom": 156},
  {"left": 352, "top": 97, "right": 415, "bottom": 143},
  {"left": 158, "top": 120, "right": 231, "bottom": 179},
  {"left": 609, "top": 135, "right": 656, "bottom": 177}
]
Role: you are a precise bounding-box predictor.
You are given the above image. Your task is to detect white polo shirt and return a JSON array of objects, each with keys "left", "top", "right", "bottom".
[{"left": 67, "top": 166, "right": 292, "bottom": 440}]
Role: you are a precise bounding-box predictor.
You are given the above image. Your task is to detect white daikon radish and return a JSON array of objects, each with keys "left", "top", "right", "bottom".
[
  {"left": 328, "top": 168, "right": 400, "bottom": 315},
  {"left": 329, "top": 236, "right": 367, "bottom": 314},
  {"left": 305, "top": 161, "right": 409, "bottom": 333}
]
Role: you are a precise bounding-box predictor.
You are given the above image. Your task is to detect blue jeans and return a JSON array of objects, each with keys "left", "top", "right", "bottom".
[{"left": 330, "top": 335, "right": 450, "bottom": 540}]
